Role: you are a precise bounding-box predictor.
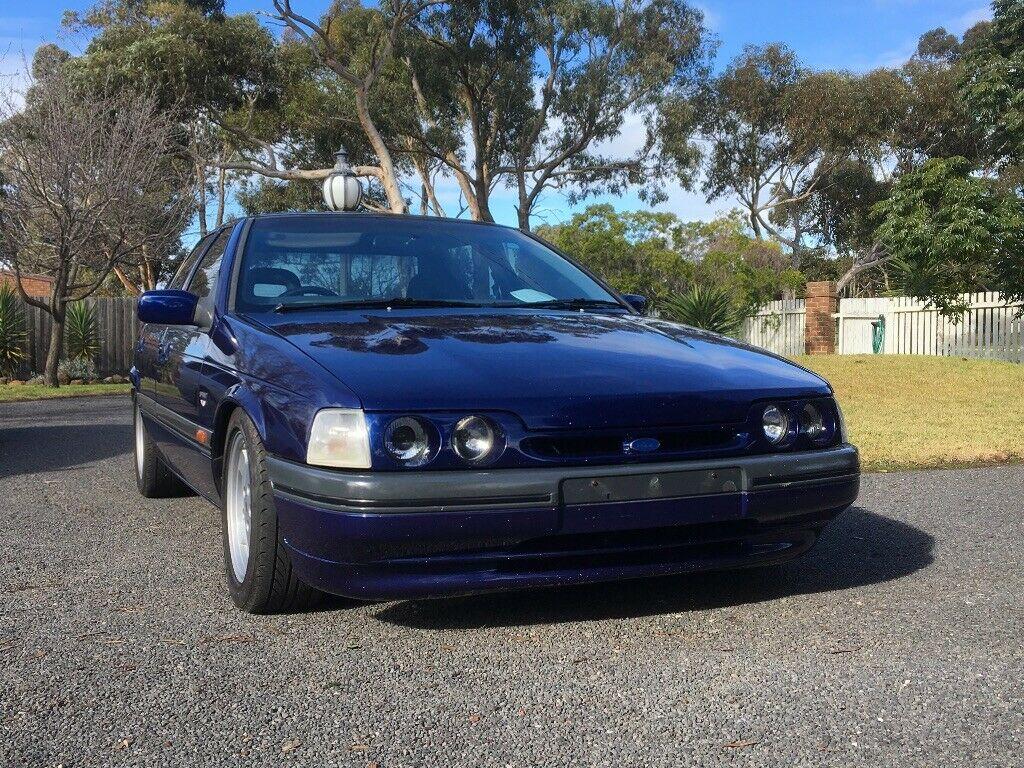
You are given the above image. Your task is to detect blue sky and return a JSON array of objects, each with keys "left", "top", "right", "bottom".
[{"left": 0, "top": 0, "right": 994, "bottom": 229}]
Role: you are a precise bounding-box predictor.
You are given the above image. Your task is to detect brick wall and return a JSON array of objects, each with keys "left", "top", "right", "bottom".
[
  {"left": 0, "top": 271, "right": 53, "bottom": 299},
  {"left": 804, "top": 281, "right": 837, "bottom": 355}
]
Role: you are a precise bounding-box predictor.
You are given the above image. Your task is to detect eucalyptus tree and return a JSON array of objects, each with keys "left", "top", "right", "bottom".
[
  {"left": 398, "top": 0, "right": 533, "bottom": 222},
  {"left": 697, "top": 44, "right": 872, "bottom": 264},
  {"left": 247, "top": 0, "right": 447, "bottom": 214},
  {"left": 504, "top": 0, "right": 711, "bottom": 230},
  {"left": 69, "top": 1, "right": 281, "bottom": 235},
  {"left": 241, "top": 0, "right": 711, "bottom": 227},
  {"left": 698, "top": 31, "right": 986, "bottom": 290}
]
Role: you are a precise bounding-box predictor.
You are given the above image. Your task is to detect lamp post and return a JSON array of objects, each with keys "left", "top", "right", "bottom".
[{"left": 321, "top": 146, "right": 363, "bottom": 212}]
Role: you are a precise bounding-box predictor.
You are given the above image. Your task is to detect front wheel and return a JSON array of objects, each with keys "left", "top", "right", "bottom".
[{"left": 221, "top": 410, "right": 321, "bottom": 614}]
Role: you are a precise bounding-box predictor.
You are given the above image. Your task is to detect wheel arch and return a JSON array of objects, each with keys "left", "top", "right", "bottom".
[{"left": 210, "top": 386, "right": 267, "bottom": 495}]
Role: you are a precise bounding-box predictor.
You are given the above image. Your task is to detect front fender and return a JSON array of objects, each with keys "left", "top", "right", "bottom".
[{"left": 213, "top": 378, "right": 318, "bottom": 465}]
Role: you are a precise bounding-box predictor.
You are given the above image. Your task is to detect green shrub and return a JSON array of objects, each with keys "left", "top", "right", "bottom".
[
  {"left": 0, "top": 283, "right": 27, "bottom": 375},
  {"left": 57, "top": 357, "right": 98, "bottom": 383},
  {"left": 65, "top": 301, "right": 100, "bottom": 362},
  {"left": 660, "top": 285, "right": 743, "bottom": 337}
]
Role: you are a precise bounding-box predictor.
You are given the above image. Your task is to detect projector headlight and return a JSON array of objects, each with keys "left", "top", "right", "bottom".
[
  {"left": 452, "top": 415, "right": 501, "bottom": 464},
  {"left": 383, "top": 416, "right": 432, "bottom": 466},
  {"left": 800, "top": 402, "right": 828, "bottom": 443},
  {"left": 306, "top": 408, "right": 371, "bottom": 469},
  {"left": 761, "top": 403, "right": 789, "bottom": 445}
]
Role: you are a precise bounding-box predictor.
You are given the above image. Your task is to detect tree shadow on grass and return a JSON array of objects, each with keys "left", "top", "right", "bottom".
[{"left": 372, "top": 507, "right": 933, "bottom": 629}]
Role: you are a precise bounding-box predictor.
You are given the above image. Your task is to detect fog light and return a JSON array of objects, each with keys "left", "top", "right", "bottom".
[
  {"left": 384, "top": 417, "right": 431, "bottom": 466},
  {"left": 452, "top": 415, "right": 499, "bottom": 463},
  {"left": 762, "top": 404, "right": 789, "bottom": 445}
]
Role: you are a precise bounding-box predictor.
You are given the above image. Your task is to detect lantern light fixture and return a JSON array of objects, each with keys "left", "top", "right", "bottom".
[{"left": 322, "top": 146, "right": 363, "bottom": 212}]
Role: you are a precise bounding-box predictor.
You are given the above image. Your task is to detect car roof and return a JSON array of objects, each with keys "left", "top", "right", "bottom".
[{"left": 245, "top": 211, "right": 518, "bottom": 232}]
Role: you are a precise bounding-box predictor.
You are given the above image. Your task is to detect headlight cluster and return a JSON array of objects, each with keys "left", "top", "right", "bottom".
[
  {"left": 307, "top": 409, "right": 504, "bottom": 469},
  {"left": 758, "top": 399, "right": 839, "bottom": 449}
]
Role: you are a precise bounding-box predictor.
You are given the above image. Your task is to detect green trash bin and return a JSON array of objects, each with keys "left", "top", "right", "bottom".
[{"left": 871, "top": 314, "right": 885, "bottom": 354}]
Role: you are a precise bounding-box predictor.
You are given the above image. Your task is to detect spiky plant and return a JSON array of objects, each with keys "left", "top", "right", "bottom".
[
  {"left": 0, "top": 283, "right": 27, "bottom": 375},
  {"left": 660, "top": 285, "right": 742, "bottom": 337},
  {"left": 65, "top": 300, "right": 100, "bottom": 362}
]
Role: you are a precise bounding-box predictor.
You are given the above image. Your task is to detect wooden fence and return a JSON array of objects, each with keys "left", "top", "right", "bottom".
[
  {"left": 741, "top": 291, "right": 1024, "bottom": 362},
  {"left": 19, "top": 297, "right": 138, "bottom": 377},
  {"left": 739, "top": 299, "right": 806, "bottom": 358}
]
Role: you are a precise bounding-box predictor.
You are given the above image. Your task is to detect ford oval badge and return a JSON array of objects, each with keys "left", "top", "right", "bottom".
[{"left": 623, "top": 437, "right": 660, "bottom": 454}]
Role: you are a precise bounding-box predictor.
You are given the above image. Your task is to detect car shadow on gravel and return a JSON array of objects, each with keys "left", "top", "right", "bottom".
[
  {"left": 373, "top": 507, "right": 934, "bottom": 629},
  {"left": 0, "top": 424, "right": 132, "bottom": 479}
]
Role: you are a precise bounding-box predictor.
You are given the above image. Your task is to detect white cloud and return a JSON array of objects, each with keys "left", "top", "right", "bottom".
[
  {"left": 864, "top": 3, "right": 994, "bottom": 70},
  {"left": 951, "top": 5, "right": 992, "bottom": 33},
  {"left": 693, "top": 2, "right": 722, "bottom": 32}
]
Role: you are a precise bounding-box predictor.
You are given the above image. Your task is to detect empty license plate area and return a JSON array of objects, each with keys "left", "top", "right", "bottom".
[{"left": 561, "top": 468, "right": 742, "bottom": 506}]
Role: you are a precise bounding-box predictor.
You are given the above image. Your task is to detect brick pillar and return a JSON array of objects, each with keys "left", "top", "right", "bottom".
[{"left": 804, "top": 281, "right": 837, "bottom": 355}]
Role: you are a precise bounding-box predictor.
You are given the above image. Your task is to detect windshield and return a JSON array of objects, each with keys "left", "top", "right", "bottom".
[{"left": 234, "top": 215, "right": 621, "bottom": 312}]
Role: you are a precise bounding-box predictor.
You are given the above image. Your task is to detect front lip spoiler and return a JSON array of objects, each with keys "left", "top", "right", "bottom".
[{"left": 267, "top": 445, "right": 860, "bottom": 514}]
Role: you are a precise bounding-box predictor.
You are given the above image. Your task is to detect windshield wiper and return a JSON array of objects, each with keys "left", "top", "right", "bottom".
[
  {"left": 273, "top": 297, "right": 485, "bottom": 313},
  {"left": 524, "top": 298, "right": 625, "bottom": 311}
]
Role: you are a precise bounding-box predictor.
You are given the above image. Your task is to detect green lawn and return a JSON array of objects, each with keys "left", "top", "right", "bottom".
[
  {"left": 0, "top": 382, "right": 130, "bottom": 402},
  {"left": 796, "top": 355, "right": 1024, "bottom": 473}
]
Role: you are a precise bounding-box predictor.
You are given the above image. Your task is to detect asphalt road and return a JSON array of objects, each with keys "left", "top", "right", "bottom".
[{"left": 1, "top": 396, "right": 1022, "bottom": 767}]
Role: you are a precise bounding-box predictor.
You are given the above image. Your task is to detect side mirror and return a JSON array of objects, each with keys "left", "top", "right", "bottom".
[
  {"left": 622, "top": 294, "right": 648, "bottom": 315},
  {"left": 138, "top": 289, "right": 199, "bottom": 326}
]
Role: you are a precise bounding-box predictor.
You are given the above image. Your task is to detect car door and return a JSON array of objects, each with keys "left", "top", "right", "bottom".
[
  {"left": 149, "top": 228, "right": 232, "bottom": 488},
  {"left": 136, "top": 234, "right": 216, "bottom": 402}
]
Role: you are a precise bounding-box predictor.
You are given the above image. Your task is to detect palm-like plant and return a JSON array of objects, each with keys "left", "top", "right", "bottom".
[
  {"left": 660, "top": 285, "right": 743, "bottom": 337},
  {"left": 0, "top": 283, "right": 27, "bottom": 375},
  {"left": 65, "top": 301, "right": 100, "bottom": 362}
]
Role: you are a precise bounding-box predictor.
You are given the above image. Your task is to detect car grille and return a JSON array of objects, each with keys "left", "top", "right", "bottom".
[{"left": 519, "top": 425, "right": 745, "bottom": 461}]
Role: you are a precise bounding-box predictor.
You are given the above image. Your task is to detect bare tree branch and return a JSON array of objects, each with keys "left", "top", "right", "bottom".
[{"left": 0, "top": 70, "right": 195, "bottom": 385}]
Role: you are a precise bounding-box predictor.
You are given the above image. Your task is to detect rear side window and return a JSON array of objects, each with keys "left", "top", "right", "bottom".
[
  {"left": 166, "top": 234, "right": 215, "bottom": 289},
  {"left": 186, "top": 228, "right": 231, "bottom": 300}
]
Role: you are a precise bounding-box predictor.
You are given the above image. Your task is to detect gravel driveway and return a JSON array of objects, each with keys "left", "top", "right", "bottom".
[{"left": 2, "top": 396, "right": 1022, "bottom": 767}]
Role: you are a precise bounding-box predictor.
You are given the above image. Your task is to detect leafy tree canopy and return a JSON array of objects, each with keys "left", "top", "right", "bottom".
[
  {"left": 536, "top": 204, "right": 802, "bottom": 316},
  {"left": 536, "top": 204, "right": 693, "bottom": 303},
  {"left": 960, "top": 0, "right": 1024, "bottom": 170},
  {"left": 873, "top": 156, "right": 1024, "bottom": 315}
]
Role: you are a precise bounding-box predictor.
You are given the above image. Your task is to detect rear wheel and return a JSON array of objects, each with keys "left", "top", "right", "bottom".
[
  {"left": 134, "top": 399, "right": 186, "bottom": 498},
  {"left": 221, "top": 410, "right": 321, "bottom": 614}
]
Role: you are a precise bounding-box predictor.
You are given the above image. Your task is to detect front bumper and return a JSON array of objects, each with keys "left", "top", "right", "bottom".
[{"left": 268, "top": 445, "right": 860, "bottom": 600}]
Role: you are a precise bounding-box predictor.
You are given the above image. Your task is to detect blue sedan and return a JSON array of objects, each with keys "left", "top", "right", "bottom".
[{"left": 132, "top": 213, "right": 859, "bottom": 613}]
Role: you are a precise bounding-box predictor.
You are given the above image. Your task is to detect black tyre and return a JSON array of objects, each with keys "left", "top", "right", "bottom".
[
  {"left": 221, "top": 409, "right": 321, "bottom": 614},
  {"left": 134, "top": 399, "right": 187, "bottom": 498}
]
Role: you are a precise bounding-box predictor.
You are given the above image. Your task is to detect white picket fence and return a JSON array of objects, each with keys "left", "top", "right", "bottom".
[
  {"left": 739, "top": 292, "right": 1024, "bottom": 362},
  {"left": 838, "top": 292, "right": 1024, "bottom": 361},
  {"left": 740, "top": 299, "right": 806, "bottom": 357}
]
